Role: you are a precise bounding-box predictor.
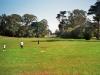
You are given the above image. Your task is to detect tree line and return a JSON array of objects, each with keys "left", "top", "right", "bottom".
[
  {"left": 55, "top": 0, "right": 100, "bottom": 40},
  {"left": 55, "top": 9, "right": 92, "bottom": 40},
  {"left": 0, "top": 14, "right": 51, "bottom": 37}
]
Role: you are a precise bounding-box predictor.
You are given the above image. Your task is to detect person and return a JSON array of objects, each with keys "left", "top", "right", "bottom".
[
  {"left": 38, "top": 40, "right": 39, "bottom": 44},
  {"left": 3, "top": 44, "right": 6, "bottom": 49},
  {"left": 3, "top": 44, "right": 6, "bottom": 51},
  {"left": 20, "top": 41, "right": 24, "bottom": 48}
]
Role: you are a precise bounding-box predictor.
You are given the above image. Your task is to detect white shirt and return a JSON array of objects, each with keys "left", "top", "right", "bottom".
[
  {"left": 4, "top": 44, "right": 6, "bottom": 48},
  {"left": 20, "top": 42, "right": 24, "bottom": 45}
]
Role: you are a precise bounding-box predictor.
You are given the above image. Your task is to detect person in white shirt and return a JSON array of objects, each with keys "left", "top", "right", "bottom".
[
  {"left": 20, "top": 41, "right": 24, "bottom": 48},
  {"left": 3, "top": 44, "right": 6, "bottom": 51},
  {"left": 3, "top": 44, "right": 6, "bottom": 49}
]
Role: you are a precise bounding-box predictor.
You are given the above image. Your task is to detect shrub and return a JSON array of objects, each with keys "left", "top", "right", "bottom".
[{"left": 84, "top": 32, "right": 92, "bottom": 40}]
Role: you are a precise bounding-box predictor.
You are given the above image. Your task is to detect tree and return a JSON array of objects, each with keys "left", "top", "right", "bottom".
[
  {"left": 0, "top": 14, "right": 49, "bottom": 38},
  {"left": 22, "top": 14, "right": 37, "bottom": 26},
  {"left": 0, "top": 14, "right": 22, "bottom": 37},
  {"left": 39, "top": 19, "right": 48, "bottom": 37},
  {"left": 0, "top": 14, "right": 7, "bottom": 36},
  {"left": 5, "top": 15, "right": 21, "bottom": 36},
  {"left": 21, "top": 14, "right": 37, "bottom": 37},
  {"left": 88, "top": 0, "right": 100, "bottom": 39},
  {"left": 11, "top": 14, "right": 22, "bottom": 22},
  {"left": 84, "top": 27, "right": 92, "bottom": 40},
  {"left": 56, "top": 9, "right": 87, "bottom": 38},
  {"left": 18, "top": 26, "right": 28, "bottom": 37},
  {"left": 31, "top": 19, "right": 48, "bottom": 37},
  {"left": 69, "top": 9, "right": 87, "bottom": 38},
  {"left": 70, "top": 9, "right": 86, "bottom": 27},
  {"left": 56, "top": 11, "right": 68, "bottom": 34},
  {"left": 0, "top": 15, "right": 1, "bottom": 22}
]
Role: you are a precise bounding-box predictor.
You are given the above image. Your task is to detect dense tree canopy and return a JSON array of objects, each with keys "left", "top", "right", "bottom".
[
  {"left": 0, "top": 14, "right": 50, "bottom": 37},
  {"left": 56, "top": 9, "right": 89, "bottom": 39},
  {"left": 88, "top": 0, "right": 100, "bottom": 39},
  {"left": 22, "top": 14, "right": 37, "bottom": 26}
]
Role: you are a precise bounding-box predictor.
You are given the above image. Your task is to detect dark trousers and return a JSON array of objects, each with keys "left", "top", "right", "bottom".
[{"left": 20, "top": 45, "right": 23, "bottom": 48}]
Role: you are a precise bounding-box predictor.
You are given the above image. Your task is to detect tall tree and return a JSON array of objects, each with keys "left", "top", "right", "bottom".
[
  {"left": 56, "top": 11, "right": 68, "bottom": 34},
  {"left": 0, "top": 14, "right": 7, "bottom": 35},
  {"left": 69, "top": 9, "right": 87, "bottom": 38},
  {"left": 22, "top": 14, "right": 37, "bottom": 26},
  {"left": 31, "top": 19, "right": 48, "bottom": 37},
  {"left": 56, "top": 9, "right": 87, "bottom": 38},
  {"left": 40, "top": 19, "right": 48, "bottom": 36},
  {"left": 11, "top": 14, "right": 22, "bottom": 22},
  {"left": 88, "top": 0, "right": 100, "bottom": 39},
  {"left": 0, "top": 14, "right": 22, "bottom": 36},
  {"left": 5, "top": 15, "right": 21, "bottom": 36},
  {"left": 0, "top": 14, "right": 49, "bottom": 37}
]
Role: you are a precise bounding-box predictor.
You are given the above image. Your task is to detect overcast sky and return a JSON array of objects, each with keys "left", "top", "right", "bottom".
[{"left": 0, "top": 0, "right": 97, "bottom": 32}]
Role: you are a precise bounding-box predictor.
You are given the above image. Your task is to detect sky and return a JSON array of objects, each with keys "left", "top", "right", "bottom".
[{"left": 0, "top": 0, "right": 97, "bottom": 32}]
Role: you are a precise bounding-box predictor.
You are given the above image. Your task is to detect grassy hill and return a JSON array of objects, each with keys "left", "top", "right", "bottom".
[{"left": 0, "top": 36, "right": 100, "bottom": 75}]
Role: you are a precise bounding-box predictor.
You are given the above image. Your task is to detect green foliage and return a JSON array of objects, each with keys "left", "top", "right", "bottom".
[
  {"left": 31, "top": 20, "right": 48, "bottom": 37},
  {"left": 88, "top": 0, "right": 100, "bottom": 39},
  {"left": 56, "top": 11, "right": 68, "bottom": 33},
  {"left": 0, "top": 14, "right": 49, "bottom": 37},
  {"left": 22, "top": 14, "right": 37, "bottom": 26},
  {"left": 56, "top": 9, "right": 87, "bottom": 39},
  {"left": 84, "top": 32, "right": 92, "bottom": 40},
  {"left": 71, "top": 27, "right": 84, "bottom": 39}
]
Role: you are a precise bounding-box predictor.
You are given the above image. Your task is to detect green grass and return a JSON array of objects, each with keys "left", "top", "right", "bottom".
[{"left": 0, "top": 36, "right": 100, "bottom": 75}]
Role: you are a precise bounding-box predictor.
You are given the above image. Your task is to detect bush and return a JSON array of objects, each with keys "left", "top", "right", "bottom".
[
  {"left": 84, "top": 32, "right": 92, "bottom": 40},
  {"left": 71, "top": 27, "right": 84, "bottom": 39},
  {"left": 60, "top": 31, "right": 72, "bottom": 38}
]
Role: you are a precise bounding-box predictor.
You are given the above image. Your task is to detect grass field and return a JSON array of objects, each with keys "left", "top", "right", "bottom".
[{"left": 0, "top": 36, "right": 100, "bottom": 75}]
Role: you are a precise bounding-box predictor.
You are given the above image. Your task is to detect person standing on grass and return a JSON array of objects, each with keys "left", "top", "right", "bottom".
[
  {"left": 3, "top": 44, "right": 6, "bottom": 51},
  {"left": 20, "top": 41, "right": 24, "bottom": 48},
  {"left": 3, "top": 44, "right": 6, "bottom": 49}
]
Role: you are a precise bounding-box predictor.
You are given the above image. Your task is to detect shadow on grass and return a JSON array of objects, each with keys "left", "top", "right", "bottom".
[
  {"left": 85, "top": 40, "right": 100, "bottom": 42},
  {"left": 32, "top": 39, "right": 84, "bottom": 42},
  {"left": 32, "top": 38, "right": 100, "bottom": 42}
]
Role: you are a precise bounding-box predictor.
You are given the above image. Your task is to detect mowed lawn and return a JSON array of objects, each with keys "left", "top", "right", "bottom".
[{"left": 0, "top": 36, "right": 100, "bottom": 75}]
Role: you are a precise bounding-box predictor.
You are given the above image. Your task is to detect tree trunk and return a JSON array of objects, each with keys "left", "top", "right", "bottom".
[{"left": 96, "top": 20, "right": 100, "bottom": 40}]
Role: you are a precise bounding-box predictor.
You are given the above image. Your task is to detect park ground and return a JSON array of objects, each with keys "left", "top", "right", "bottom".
[{"left": 0, "top": 36, "right": 100, "bottom": 75}]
